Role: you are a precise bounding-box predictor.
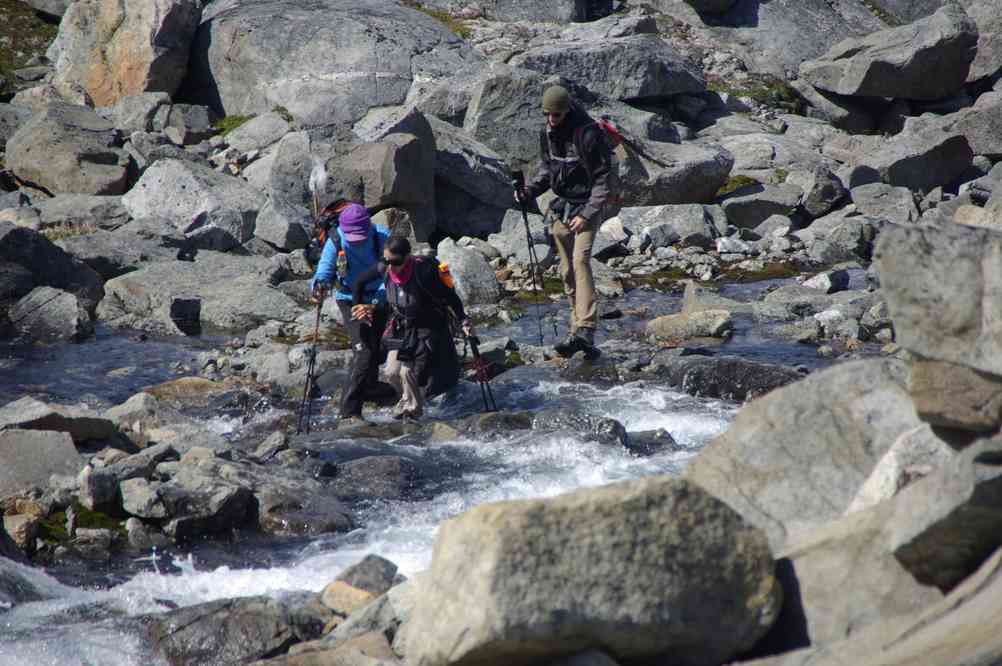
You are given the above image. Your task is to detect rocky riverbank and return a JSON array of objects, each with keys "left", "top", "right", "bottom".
[{"left": 3, "top": 0, "right": 1002, "bottom": 664}]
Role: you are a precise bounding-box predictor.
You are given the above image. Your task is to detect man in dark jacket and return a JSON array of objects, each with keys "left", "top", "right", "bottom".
[{"left": 515, "top": 85, "right": 614, "bottom": 360}]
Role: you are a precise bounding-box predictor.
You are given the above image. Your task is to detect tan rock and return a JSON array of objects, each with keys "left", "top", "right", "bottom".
[
  {"left": 910, "top": 358, "right": 1002, "bottom": 432},
  {"left": 3, "top": 513, "right": 39, "bottom": 551},
  {"left": 51, "top": 0, "right": 201, "bottom": 107},
  {"left": 646, "top": 309, "right": 734, "bottom": 341},
  {"left": 320, "top": 581, "right": 376, "bottom": 617}
]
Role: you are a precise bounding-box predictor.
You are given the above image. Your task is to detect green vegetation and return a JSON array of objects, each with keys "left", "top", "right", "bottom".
[
  {"left": 37, "top": 502, "right": 127, "bottom": 545},
  {"left": 860, "top": 0, "right": 900, "bottom": 26},
  {"left": 707, "top": 74, "right": 803, "bottom": 114},
  {"left": 624, "top": 268, "right": 691, "bottom": 294},
  {"left": 720, "top": 262, "right": 799, "bottom": 283},
  {"left": 514, "top": 276, "right": 565, "bottom": 304},
  {"left": 214, "top": 114, "right": 254, "bottom": 137},
  {"left": 772, "top": 167, "right": 789, "bottom": 184},
  {"left": 272, "top": 106, "right": 294, "bottom": 123},
  {"left": 41, "top": 224, "right": 99, "bottom": 241},
  {"left": 716, "top": 174, "right": 760, "bottom": 198},
  {"left": 401, "top": 0, "right": 472, "bottom": 39},
  {"left": 0, "top": 0, "right": 59, "bottom": 97}
]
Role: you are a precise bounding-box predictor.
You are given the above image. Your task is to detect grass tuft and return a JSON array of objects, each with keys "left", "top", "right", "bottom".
[
  {"left": 716, "top": 174, "right": 760, "bottom": 198},
  {"left": 401, "top": 0, "right": 471, "bottom": 39},
  {"left": 214, "top": 114, "right": 254, "bottom": 137}
]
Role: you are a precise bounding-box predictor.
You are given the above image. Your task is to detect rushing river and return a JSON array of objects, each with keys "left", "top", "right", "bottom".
[{"left": 0, "top": 284, "right": 831, "bottom": 666}]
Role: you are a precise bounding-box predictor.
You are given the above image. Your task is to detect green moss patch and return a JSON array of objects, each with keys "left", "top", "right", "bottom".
[
  {"left": 707, "top": 74, "right": 803, "bottom": 113},
  {"left": 41, "top": 224, "right": 99, "bottom": 242},
  {"left": 401, "top": 1, "right": 471, "bottom": 39},
  {"left": 0, "top": 0, "right": 58, "bottom": 97},
  {"left": 716, "top": 174, "right": 760, "bottom": 198},
  {"left": 720, "top": 261, "right": 799, "bottom": 283},
  {"left": 214, "top": 114, "right": 254, "bottom": 137},
  {"left": 38, "top": 502, "right": 127, "bottom": 545}
]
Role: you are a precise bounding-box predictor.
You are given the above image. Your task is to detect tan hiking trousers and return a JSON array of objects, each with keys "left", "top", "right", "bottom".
[{"left": 551, "top": 216, "right": 597, "bottom": 332}]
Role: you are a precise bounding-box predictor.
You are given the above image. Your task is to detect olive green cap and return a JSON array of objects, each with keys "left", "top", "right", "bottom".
[{"left": 541, "top": 85, "right": 571, "bottom": 113}]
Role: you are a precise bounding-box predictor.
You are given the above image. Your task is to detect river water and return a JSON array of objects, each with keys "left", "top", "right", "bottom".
[{"left": 0, "top": 285, "right": 828, "bottom": 666}]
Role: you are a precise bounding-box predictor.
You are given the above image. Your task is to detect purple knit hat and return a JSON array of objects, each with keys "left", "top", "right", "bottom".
[{"left": 339, "top": 203, "right": 371, "bottom": 242}]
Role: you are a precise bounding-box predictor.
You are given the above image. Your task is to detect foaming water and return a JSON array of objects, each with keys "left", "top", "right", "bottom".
[{"left": 0, "top": 379, "right": 735, "bottom": 665}]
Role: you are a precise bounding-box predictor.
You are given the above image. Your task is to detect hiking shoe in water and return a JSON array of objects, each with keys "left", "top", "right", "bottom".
[
  {"left": 576, "top": 328, "right": 601, "bottom": 361},
  {"left": 554, "top": 333, "right": 582, "bottom": 358}
]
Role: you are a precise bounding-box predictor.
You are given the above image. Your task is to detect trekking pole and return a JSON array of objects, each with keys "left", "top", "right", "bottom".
[
  {"left": 297, "top": 291, "right": 324, "bottom": 434},
  {"left": 511, "top": 170, "right": 549, "bottom": 346},
  {"left": 308, "top": 157, "right": 328, "bottom": 220},
  {"left": 467, "top": 335, "right": 497, "bottom": 413}
]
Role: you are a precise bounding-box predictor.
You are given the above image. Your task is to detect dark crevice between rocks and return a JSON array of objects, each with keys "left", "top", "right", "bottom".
[{"left": 737, "top": 557, "right": 811, "bottom": 660}]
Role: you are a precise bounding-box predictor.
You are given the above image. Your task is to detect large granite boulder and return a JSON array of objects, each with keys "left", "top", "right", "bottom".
[
  {"left": 875, "top": 223, "right": 1002, "bottom": 378},
  {"left": 8, "top": 287, "right": 94, "bottom": 342},
  {"left": 183, "top": 0, "right": 481, "bottom": 127},
  {"left": 0, "top": 430, "right": 84, "bottom": 498},
  {"left": 616, "top": 140, "right": 734, "bottom": 207},
  {"left": 50, "top": 0, "right": 201, "bottom": 106},
  {"left": 97, "top": 252, "right": 302, "bottom": 334},
  {"left": 509, "top": 35, "right": 705, "bottom": 101},
  {"left": 0, "top": 222, "right": 104, "bottom": 314},
  {"left": 400, "top": 477, "right": 780, "bottom": 666},
  {"left": 799, "top": 4, "right": 978, "bottom": 100},
  {"left": 5, "top": 103, "right": 129, "bottom": 195},
  {"left": 685, "top": 359, "right": 926, "bottom": 553},
  {"left": 122, "top": 158, "right": 266, "bottom": 228},
  {"left": 0, "top": 104, "right": 32, "bottom": 152},
  {"left": 435, "top": 239, "right": 503, "bottom": 306}
]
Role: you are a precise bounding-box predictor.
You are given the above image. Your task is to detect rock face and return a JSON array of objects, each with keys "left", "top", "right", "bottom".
[
  {"left": 50, "top": 0, "right": 202, "bottom": 106},
  {"left": 799, "top": 4, "right": 978, "bottom": 100},
  {"left": 400, "top": 477, "right": 780, "bottom": 666},
  {"left": 0, "top": 430, "right": 84, "bottom": 498},
  {"left": 876, "top": 224, "right": 1002, "bottom": 378},
  {"left": 5, "top": 103, "right": 129, "bottom": 195},
  {"left": 509, "top": 35, "right": 705, "bottom": 101},
  {"left": 8, "top": 287, "right": 94, "bottom": 342},
  {"left": 617, "top": 140, "right": 734, "bottom": 207},
  {"left": 685, "top": 359, "right": 925, "bottom": 553},
  {"left": 184, "top": 0, "right": 480, "bottom": 127}
]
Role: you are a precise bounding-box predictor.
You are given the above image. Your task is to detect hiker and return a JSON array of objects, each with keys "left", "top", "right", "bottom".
[
  {"left": 310, "top": 202, "right": 390, "bottom": 423},
  {"left": 514, "top": 84, "right": 615, "bottom": 360},
  {"left": 351, "top": 237, "right": 473, "bottom": 420}
]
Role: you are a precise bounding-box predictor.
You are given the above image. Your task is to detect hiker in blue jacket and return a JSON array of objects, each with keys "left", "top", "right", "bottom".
[{"left": 310, "top": 202, "right": 390, "bottom": 422}]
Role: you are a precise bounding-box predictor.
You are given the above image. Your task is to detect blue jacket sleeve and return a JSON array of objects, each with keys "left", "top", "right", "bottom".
[{"left": 310, "top": 238, "right": 337, "bottom": 290}]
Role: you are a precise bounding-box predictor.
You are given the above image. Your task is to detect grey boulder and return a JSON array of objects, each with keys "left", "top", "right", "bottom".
[
  {"left": 185, "top": 0, "right": 480, "bottom": 127},
  {"left": 617, "top": 204, "right": 716, "bottom": 250},
  {"left": 875, "top": 223, "right": 1002, "bottom": 377},
  {"left": 122, "top": 158, "right": 265, "bottom": 228},
  {"left": 851, "top": 183, "right": 919, "bottom": 224},
  {"left": 111, "top": 93, "right": 172, "bottom": 133},
  {"left": 97, "top": 252, "right": 302, "bottom": 334},
  {"left": 254, "top": 197, "right": 311, "bottom": 251},
  {"left": 8, "top": 287, "right": 94, "bottom": 342},
  {"left": 799, "top": 4, "right": 978, "bottom": 101},
  {"left": 0, "top": 223, "right": 104, "bottom": 313},
  {"left": 0, "top": 430, "right": 84, "bottom": 499},
  {"left": 509, "top": 35, "right": 705, "bottom": 102},
  {"left": 685, "top": 359, "right": 927, "bottom": 553},
  {"left": 617, "top": 140, "right": 734, "bottom": 208},
  {"left": 399, "top": 477, "right": 780, "bottom": 666},
  {"left": 721, "top": 183, "right": 802, "bottom": 229},
  {"left": 5, "top": 103, "right": 129, "bottom": 195},
  {"left": 435, "top": 239, "right": 502, "bottom": 306},
  {"left": 851, "top": 115, "right": 974, "bottom": 192}
]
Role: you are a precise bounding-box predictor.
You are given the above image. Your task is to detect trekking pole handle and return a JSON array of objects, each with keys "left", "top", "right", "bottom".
[{"left": 511, "top": 170, "right": 525, "bottom": 191}]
